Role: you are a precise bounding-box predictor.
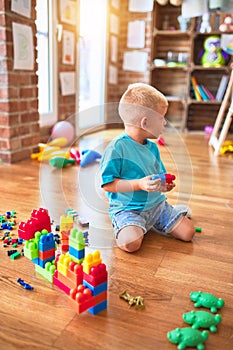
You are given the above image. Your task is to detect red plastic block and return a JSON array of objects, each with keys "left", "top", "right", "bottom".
[
  {"left": 38, "top": 248, "right": 55, "bottom": 261},
  {"left": 83, "top": 263, "right": 107, "bottom": 287},
  {"left": 31, "top": 208, "right": 51, "bottom": 232},
  {"left": 18, "top": 219, "right": 38, "bottom": 240},
  {"left": 53, "top": 270, "right": 70, "bottom": 295}
]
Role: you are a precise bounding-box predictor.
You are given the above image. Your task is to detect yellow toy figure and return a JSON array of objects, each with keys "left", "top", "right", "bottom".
[{"left": 200, "top": 36, "right": 229, "bottom": 67}]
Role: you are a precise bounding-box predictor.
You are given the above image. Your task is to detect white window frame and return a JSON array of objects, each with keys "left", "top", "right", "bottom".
[{"left": 37, "top": 0, "right": 58, "bottom": 127}]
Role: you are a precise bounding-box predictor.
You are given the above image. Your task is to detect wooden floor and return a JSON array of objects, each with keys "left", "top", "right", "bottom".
[{"left": 0, "top": 129, "right": 233, "bottom": 350}]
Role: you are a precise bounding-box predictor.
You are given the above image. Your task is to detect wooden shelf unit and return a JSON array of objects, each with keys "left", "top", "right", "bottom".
[{"left": 151, "top": 3, "right": 233, "bottom": 131}]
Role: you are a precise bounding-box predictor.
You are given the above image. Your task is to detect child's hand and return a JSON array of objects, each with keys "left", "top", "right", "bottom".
[
  {"left": 138, "top": 175, "right": 162, "bottom": 192},
  {"left": 159, "top": 182, "right": 175, "bottom": 193}
]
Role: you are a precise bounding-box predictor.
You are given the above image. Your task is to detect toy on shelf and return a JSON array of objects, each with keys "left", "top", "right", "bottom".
[
  {"left": 152, "top": 173, "right": 176, "bottom": 184},
  {"left": 199, "top": 36, "right": 229, "bottom": 67},
  {"left": 183, "top": 310, "right": 222, "bottom": 333},
  {"left": 190, "top": 291, "right": 225, "bottom": 313},
  {"left": 219, "top": 15, "right": 233, "bottom": 32},
  {"left": 167, "top": 327, "right": 209, "bottom": 349},
  {"left": 200, "top": 13, "right": 211, "bottom": 33}
]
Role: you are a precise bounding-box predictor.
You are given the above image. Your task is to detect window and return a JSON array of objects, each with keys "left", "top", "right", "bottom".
[{"left": 36, "top": 0, "right": 57, "bottom": 126}]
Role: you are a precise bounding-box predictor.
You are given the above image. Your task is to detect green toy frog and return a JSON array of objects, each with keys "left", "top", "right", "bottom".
[
  {"left": 190, "top": 291, "right": 224, "bottom": 313},
  {"left": 167, "top": 327, "right": 209, "bottom": 349},
  {"left": 183, "top": 310, "right": 222, "bottom": 332}
]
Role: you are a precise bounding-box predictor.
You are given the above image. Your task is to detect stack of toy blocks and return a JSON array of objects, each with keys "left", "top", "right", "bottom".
[
  {"left": 59, "top": 215, "right": 74, "bottom": 251},
  {"left": 69, "top": 251, "right": 108, "bottom": 315},
  {"left": 19, "top": 208, "right": 108, "bottom": 315}
]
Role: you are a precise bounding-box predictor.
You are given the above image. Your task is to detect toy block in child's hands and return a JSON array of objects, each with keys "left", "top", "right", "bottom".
[{"left": 152, "top": 173, "right": 176, "bottom": 184}]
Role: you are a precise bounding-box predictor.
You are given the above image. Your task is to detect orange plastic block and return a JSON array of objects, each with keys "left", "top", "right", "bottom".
[
  {"left": 67, "top": 261, "right": 83, "bottom": 285},
  {"left": 82, "top": 250, "right": 102, "bottom": 274},
  {"left": 69, "top": 284, "right": 107, "bottom": 314},
  {"left": 57, "top": 254, "right": 71, "bottom": 276}
]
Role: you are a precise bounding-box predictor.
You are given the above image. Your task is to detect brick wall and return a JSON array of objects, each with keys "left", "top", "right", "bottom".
[{"left": 0, "top": 0, "right": 39, "bottom": 163}]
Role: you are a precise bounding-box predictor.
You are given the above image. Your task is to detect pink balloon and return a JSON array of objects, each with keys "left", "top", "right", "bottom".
[{"left": 51, "top": 121, "right": 75, "bottom": 144}]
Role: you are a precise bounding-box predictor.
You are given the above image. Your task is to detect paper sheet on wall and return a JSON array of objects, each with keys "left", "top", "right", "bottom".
[
  {"left": 59, "top": 0, "right": 77, "bottom": 25},
  {"left": 123, "top": 51, "right": 148, "bottom": 72},
  {"left": 108, "top": 65, "right": 118, "bottom": 85},
  {"left": 221, "top": 34, "right": 233, "bottom": 55},
  {"left": 127, "top": 21, "right": 145, "bottom": 49},
  {"left": 129, "top": 0, "right": 154, "bottom": 12},
  {"left": 11, "top": 0, "right": 31, "bottom": 18},
  {"left": 182, "top": 0, "right": 208, "bottom": 18},
  {"left": 110, "top": 36, "right": 118, "bottom": 63},
  {"left": 62, "top": 30, "right": 75, "bottom": 65},
  {"left": 13, "top": 22, "right": 34, "bottom": 70},
  {"left": 60, "top": 72, "right": 76, "bottom": 96}
]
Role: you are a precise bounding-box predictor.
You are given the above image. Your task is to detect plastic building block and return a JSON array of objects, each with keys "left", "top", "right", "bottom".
[
  {"left": 82, "top": 250, "right": 102, "bottom": 274},
  {"left": 88, "top": 299, "right": 107, "bottom": 315},
  {"left": 57, "top": 254, "right": 71, "bottom": 276},
  {"left": 38, "top": 256, "right": 55, "bottom": 268},
  {"left": 10, "top": 251, "right": 21, "bottom": 259},
  {"left": 83, "top": 280, "right": 107, "bottom": 296},
  {"left": 53, "top": 270, "right": 71, "bottom": 295},
  {"left": 67, "top": 261, "right": 83, "bottom": 286},
  {"left": 190, "top": 291, "right": 225, "bottom": 313},
  {"left": 83, "top": 263, "right": 107, "bottom": 287},
  {"left": 69, "top": 228, "right": 85, "bottom": 249},
  {"left": 38, "top": 248, "right": 55, "bottom": 261},
  {"left": 195, "top": 227, "right": 202, "bottom": 233},
  {"left": 35, "top": 262, "right": 56, "bottom": 283},
  {"left": 30, "top": 208, "right": 51, "bottom": 232},
  {"left": 38, "top": 232, "right": 55, "bottom": 252},
  {"left": 80, "top": 150, "right": 102, "bottom": 167},
  {"left": 167, "top": 327, "right": 209, "bottom": 349},
  {"left": 69, "top": 284, "right": 107, "bottom": 314},
  {"left": 69, "top": 148, "right": 81, "bottom": 165},
  {"left": 60, "top": 215, "right": 73, "bottom": 233},
  {"left": 65, "top": 208, "right": 79, "bottom": 220},
  {"left": 17, "top": 278, "right": 34, "bottom": 290},
  {"left": 183, "top": 310, "right": 222, "bottom": 333},
  {"left": 69, "top": 246, "right": 85, "bottom": 260},
  {"left": 69, "top": 284, "right": 94, "bottom": 314},
  {"left": 151, "top": 173, "right": 176, "bottom": 184},
  {"left": 18, "top": 220, "right": 38, "bottom": 240},
  {"left": 24, "top": 239, "right": 38, "bottom": 260}
]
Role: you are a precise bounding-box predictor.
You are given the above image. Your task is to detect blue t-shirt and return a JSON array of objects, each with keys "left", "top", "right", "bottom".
[{"left": 100, "top": 133, "right": 167, "bottom": 218}]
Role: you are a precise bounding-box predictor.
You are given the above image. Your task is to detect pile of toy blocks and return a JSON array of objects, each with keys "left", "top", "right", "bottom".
[{"left": 18, "top": 207, "right": 108, "bottom": 315}]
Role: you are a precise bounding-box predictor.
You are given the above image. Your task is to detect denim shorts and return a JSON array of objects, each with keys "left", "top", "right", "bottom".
[{"left": 112, "top": 201, "right": 188, "bottom": 237}]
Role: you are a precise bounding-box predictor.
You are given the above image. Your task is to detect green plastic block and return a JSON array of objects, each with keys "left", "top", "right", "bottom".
[
  {"left": 35, "top": 261, "right": 56, "bottom": 283},
  {"left": 69, "top": 228, "right": 85, "bottom": 249},
  {"left": 24, "top": 239, "right": 38, "bottom": 260},
  {"left": 10, "top": 251, "right": 21, "bottom": 260}
]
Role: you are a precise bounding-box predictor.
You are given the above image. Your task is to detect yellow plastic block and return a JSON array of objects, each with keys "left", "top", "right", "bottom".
[
  {"left": 82, "top": 250, "right": 102, "bottom": 274},
  {"left": 60, "top": 215, "right": 73, "bottom": 233},
  {"left": 57, "top": 254, "right": 71, "bottom": 276}
]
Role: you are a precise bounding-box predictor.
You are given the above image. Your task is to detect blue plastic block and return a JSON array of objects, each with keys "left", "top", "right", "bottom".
[
  {"left": 83, "top": 280, "right": 107, "bottom": 296},
  {"left": 69, "top": 246, "right": 85, "bottom": 260},
  {"left": 88, "top": 300, "right": 107, "bottom": 315},
  {"left": 38, "top": 232, "right": 55, "bottom": 252}
]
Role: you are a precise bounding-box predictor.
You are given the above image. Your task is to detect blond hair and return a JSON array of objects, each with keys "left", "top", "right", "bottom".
[{"left": 118, "top": 83, "right": 168, "bottom": 124}]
